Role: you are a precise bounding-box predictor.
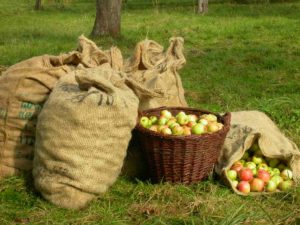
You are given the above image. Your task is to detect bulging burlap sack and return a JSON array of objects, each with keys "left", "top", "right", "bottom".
[
  {"left": 0, "top": 35, "right": 123, "bottom": 178},
  {"left": 33, "top": 64, "right": 159, "bottom": 209},
  {"left": 215, "top": 111, "right": 300, "bottom": 195},
  {"left": 125, "top": 37, "right": 188, "bottom": 110}
]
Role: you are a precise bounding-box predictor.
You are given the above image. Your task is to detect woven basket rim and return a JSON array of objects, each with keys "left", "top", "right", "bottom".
[{"left": 136, "top": 106, "right": 231, "bottom": 140}]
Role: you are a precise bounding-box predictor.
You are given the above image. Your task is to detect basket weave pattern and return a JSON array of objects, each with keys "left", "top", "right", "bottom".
[{"left": 135, "top": 107, "right": 231, "bottom": 184}]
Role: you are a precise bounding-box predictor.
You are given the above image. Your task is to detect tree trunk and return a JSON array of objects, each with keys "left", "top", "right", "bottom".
[
  {"left": 197, "top": 0, "right": 208, "bottom": 14},
  {"left": 91, "top": 0, "right": 122, "bottom": 37},
  {"left": 35, "top": 0, "right": 42, "bottom": 10}
]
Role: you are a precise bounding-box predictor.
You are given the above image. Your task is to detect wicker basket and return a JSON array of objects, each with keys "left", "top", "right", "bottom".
[{"left": 135, "top": 106, "right": 231, "bottom": 184}]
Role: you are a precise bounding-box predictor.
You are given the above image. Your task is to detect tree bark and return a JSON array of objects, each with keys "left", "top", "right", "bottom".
[
  {"left": 91, "top": 0, "right": 122, "bottom": 37},
  {"left": 35, "top": 0, "right": 42, "bottom": 10},
  {"left": 197, "top": 0, "right": 208, "bottom": 14}
]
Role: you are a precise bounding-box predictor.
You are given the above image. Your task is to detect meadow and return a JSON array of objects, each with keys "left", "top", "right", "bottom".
[{"left": 0, "top": 0, "right": 299, "bottom": 224}]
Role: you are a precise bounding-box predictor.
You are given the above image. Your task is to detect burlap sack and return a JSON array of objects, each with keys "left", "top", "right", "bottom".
[
  {"left": 0, "top": 35, "right": 123, "bottom": 178},
  {"left": 215, "top": 111, "right": 300, "bottom": 195},
  {"left": 125, "top": 37, "right": 188, "bottom": 110},
  {"left": 33, "top": 64, "right": 159, "bottom": 209}
]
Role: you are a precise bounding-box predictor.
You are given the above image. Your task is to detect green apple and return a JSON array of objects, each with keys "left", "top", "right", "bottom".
[
  {"left": 266, "top": 180, "right": 277, "bottom": 192},
  {"left": 257, "top": 163, "right": 269, "bottom": 171},
  {"left": 149, "top": 116, "right": 158, "bottom": 124},
  {"left": 278, "top": 180, "right": 293, "bottom": 191},
  {"left": 227, "top": 170, "right": 238, "bottom": 181},
  {"left": 177, "top": 114, "right": 189, "bottom": 125},
  {"left": 278, "top": 163, "right": 286, "bottom": 171},
  {"left": 251, "top": 142, "right": 260, "bottom": 152},
  {"left": 232, "top": 180, "right": 239, "bottom": 188},
  {"left": 203, "top": 114, "right": 217, "bottom": 122},
  {"left": 268, "top": 158, "right": 280, "bottom": 168},
  {"left": 272, "top": 168, "right": 280, "bottom": 176},
  {"left": 198, "top": 118, "right": 208, "bottom": 126},
  {"left": 140, "top": 116, "right": 150, "bottom": 128},
  {"left": 191, "top": 123, "right": 206, "bottom": 135},
  {"left": 245, "top": 162, "right": 256, "bottom": 170},
  {"left": 281, "top": 169, "right": 293, "bottom": 180},
  {"left": 158, "top": 116, "right": 168, "bottom": 125},
  {"left": 252, "top": 156, "right": 263, "bottom": 165},
  {"left": 270, "top": 175, "right": 283, "bottom": 186},
  {"left": 169, "top": 122, "right": 180, "bottom": 129},
  {"left": 149, "top": 125, "right": 158, "bottom": 132}
]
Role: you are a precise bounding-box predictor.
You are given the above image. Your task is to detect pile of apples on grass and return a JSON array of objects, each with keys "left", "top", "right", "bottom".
[
  {"left": 227, "top": 143, "right": 294, "bottom": 194},
  {"left": 139, "top": 109, "right": 223, "bottom": 136}
]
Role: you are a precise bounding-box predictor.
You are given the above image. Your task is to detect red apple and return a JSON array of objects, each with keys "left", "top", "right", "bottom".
[
  {"left": 237, "top": 181, "right": 250, "bottom": 194},
  {"left": 257, "top": 169, "right": 270, "bottom": 183},
  {"left": 239, "top": 168, "right": 253, "bottom": 181},
  {"left": 250, "top": 178, "right": 265, "bottom": 192}
]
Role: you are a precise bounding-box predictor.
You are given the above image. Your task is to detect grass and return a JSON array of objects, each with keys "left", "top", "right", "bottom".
[{"left": 0, "top": 0, "right": 300, "bottom": 224}]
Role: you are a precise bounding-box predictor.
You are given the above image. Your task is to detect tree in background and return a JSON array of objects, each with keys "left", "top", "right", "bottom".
[
  {"left": 198, "top": 0, "right": 208, "bottom": 14},
  {"left": 35, "top": 0, "right": 42, "bottom": 10},
  {"left": 91, "top": 0, "right": 122, "bottom": 37}
]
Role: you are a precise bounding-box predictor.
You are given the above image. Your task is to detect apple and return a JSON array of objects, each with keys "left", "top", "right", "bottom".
[
  {"left": 239, "top": 160, "right": 246, "bottom": 166},
  {"left": 149, "top": 125, "right": 158, "bottom": 132},
  {"left": 216, "top": 122, "right": 224, "bottom": 130},
  {"left": 140, "top": 116, "right": 150, "bottom": 128},
  {"left": 277, "top": 163, "right": 286, "bottom": 171},
  {"left": 239, "top": 168, "right": 253, "bottom": 181},
  {"left": 177, "top": 114, "right": 189, "bottom": 125},
  {"left": 252, "top": 156, "right": 263, "bottom": 165},
  {"left": 191, "top": 123, "right": 206, "bottom": 135},
  {"left": 198, "top": 118, "right": 208, "bottom": 126},
  {"left": 232, "top": 180, "right": 239, "bottom": 188},
  {"left": 250, "top": 178, "right": 265, "bottom": 192},
  {"left": 166, "top": 119, "right": 176, "bottom": 127},
  {"left": 270, "top": 175, "right": 283, "bottom": 186},
  {"left": 161, "top": 127, "right": 172, "bottom": 135},
  {"left": 257, "top": 163, "right": 268, "bottom": 171},
  {"left": 176, "top": 111, "right": 186, "bottom": 119},
  {"left": 268, "top": 158, "right": 280, "bottom": 168},
  {"left": 272, "top": 168, "right": 280, "bottom": 176},
  {"left": 245, "top": 162, "right": 256, "bottom": 170},
  {"left": 187, "top": 121, "right": 197, "bottom": 128},
  {"left": 241, "top": 152, "right": 250, "bottom": 160},
  {"left": 169, "top": 122, "right": 180, "bottom": 129},
  {"left": 161, "top": 110, "right": 172, "bottom": 119},
  {"left": 149, "top": 116, "right": 158, "bottom": 124},
  {"left": 278, "top": 180, "right": 293, "bottom": 191},
  {"left": 227, "top": 170, "right": 238, "bottom": 181},
  {"left": 187, "top": 114, "right": 198, "bottom": 122},
  {"left": 230, "top": 161, "right": 244, "bottom": 172},
  {"left": 158, "top": 125, "right": 168, "bottom": 133},
  {"left": 171, "top": 125, "right": 184, "bottom": 136},
  {"left": 257, "top": 169, "right": 270, "bottom": 183},
  {"left": 158, "top": 116, "right": 168, "bottom": 125},
  {"left": 266, "top": 180, "right": 277, "bottom": 192},
  {"left": 237, "top": 181, "right": 251, "bottom": 194},
  {"left": 182, "top": 126, "right": 192, "bottom": 135},
  {"left": 252, "top": 168, "right": 257, "bottom": 176},
  {"left": 207, "top": 123, "right": 219, "bottom": 133},
  {"left": 254, "top": 150, "right": 263, "bottom": 157},
  {"left": 203, "top": 114, "right": 217, "bottom": 122},
  {"left": 281, "top": 169, "right": 293, "bottom": 180}
]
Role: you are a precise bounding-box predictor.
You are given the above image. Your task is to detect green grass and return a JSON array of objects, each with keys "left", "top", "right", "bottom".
[{"left": 0, "top": 0, "right": 300, "bottom": 224}]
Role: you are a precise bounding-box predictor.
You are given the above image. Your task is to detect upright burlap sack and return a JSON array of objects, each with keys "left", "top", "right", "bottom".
[
  {"left": 215, "top": 111, "right": 300, "bottom": 195},
  {"left": 0, "top": 35, "right": 123, "bottom": 178},
  {"left": 33, "top": 64, "right": 159, "bottom": 209},
  {"left": 125, "top": 37, "right": 188, "bottom": 110}
]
